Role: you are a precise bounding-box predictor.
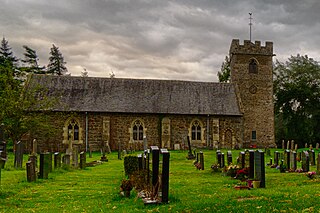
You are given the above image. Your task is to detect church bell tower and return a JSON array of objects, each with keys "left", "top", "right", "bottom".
[{"left": 229, "top": 39, "right": 275, "bottom": 148}]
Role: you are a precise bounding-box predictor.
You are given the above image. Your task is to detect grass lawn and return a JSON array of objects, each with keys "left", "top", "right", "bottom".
[{"left": 0, "top": 149, "right": 319, "bottom": 212}]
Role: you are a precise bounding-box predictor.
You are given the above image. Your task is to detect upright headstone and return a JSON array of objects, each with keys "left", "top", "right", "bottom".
[
  {"left": 63, "top": 154, "right": 71, "bottom": 166},
  {"left": 31, "top": 139, "right": 37, "bottom": 155},
  {"left": 286, "top": 141, "right": 290, "bottom": 150},
  {"left": 291, "top": 151, "right": 297, "bottom": 171},
  {"left": 240, "top": 152, "right": 245, "bottom": 169},
  {"left": 274, "top": 151, "right": 279, "bottom": 166},
  {"left": 302, "top": 151, "right": 309, "bottom": 172},
  {"left": 305, "top": 143, "right": 308, "bottom": 148},
  {"left": 54, "top": 152, "right": 61, "bottom": 169},
  {"left": 79, "top": 151, "right": 86, "bottom": 169},
  {"left": 291, "top": 140, "right": 295, "bottom": 151},
  {"left": 39, "top": 153, "right": 50, "bottom": 179},
  {"left": 316, "top": 143, "right": 319, "bottom": 150},
  {"left": 317, "top": 153, "right": 320, "bottom": 175},
  {"left": 249, "top": 150, "right": 255, "bottom": 179},
  {"left": 150, "top": 146, "right": 160, "bottom": 188},
  {"left": 285, "top": 150, "right": 290, "bottom": 170},
  {"left": 310, "top": 150, "right": 315, "bottom": 166},
  {"left": 199, "top": 151, "right": 204, "bottom": 170},
  {"left": 254, "top": 150, "right": 265, "bottom": 188},
  {"left": 160, "top": 149, "right": 170, "bottom": 204},
  {"left": 282, "top": 140, "right": 285, "bottom": 150},
  {"left": 143, "top": 136, "right": 148, "bottom": 151},
  {"left": 216, "top": 150, "right": 222, "bottom": 167},
  {"left": 100, "top": 142, "right": 108, "bottom": 162},
  {"left": 26, "top": 160, "right": 36, "bottom": 182},
  {"left": 138, "top": 154, "right": 143, "bottom": 170},
  {"left": 14, "top": 141, "right": 24, "bottom": 168},
  {"left": 295, "top": 144, "right": 298, "bottom": 151},
  {"left": 72, "top": 149, "right": 79, "bottom": 167},
  {"left": 227, "top": 151, "right": 232, "bottom": 165}
]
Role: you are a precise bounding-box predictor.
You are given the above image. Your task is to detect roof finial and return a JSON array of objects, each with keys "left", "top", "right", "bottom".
[{"left": 249, "top": 12, "right": 253, "bottom": 42}]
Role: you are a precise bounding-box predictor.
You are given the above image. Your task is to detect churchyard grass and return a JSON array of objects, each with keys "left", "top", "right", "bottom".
[{"left": 0, "top": 149, "right": 320, "bottom": 212}]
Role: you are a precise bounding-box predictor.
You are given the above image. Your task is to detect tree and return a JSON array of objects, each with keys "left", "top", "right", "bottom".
[
  {"left": 47, "top": 44, "right": 67, "bottom": 76},
  {"left": 21, "top": 45, "right": 45, "bottom": 74},
  {"left": 0, "top": 37, "right": 20, "bottom": 77},
  {"left": 81, "top": 68, "right": 88, "bottom": 77},
  {"left": 274, "top": 54, "right": 320, "bottom": 147},
  {"left": 217, "top": 56, "right": 231, "bottom": 82}
]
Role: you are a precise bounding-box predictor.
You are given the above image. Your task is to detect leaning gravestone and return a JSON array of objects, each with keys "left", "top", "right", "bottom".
[
  {"left": 186, "top": 136, "right": 195, "bottom": 160},
  {"left": 254, "top": 150, "right": 265, "bottom": 188}
]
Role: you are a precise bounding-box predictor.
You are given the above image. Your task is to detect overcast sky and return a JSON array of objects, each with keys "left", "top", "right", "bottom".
[{"left": 1, "top": 0, "right": 319, "bottom": 82}]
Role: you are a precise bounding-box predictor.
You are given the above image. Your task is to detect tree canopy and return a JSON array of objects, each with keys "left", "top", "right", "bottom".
[
  {"left": 47, "top": 44, "right": 68, "bottom": 76},
  {"left": 217, "top": 56, "right": 230, "bottom": 82},
  {"left": 274, "top": 54, "right": 320, "bottom": 146}
]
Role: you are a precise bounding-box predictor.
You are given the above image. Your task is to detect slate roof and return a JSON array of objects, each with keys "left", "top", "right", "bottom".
[{"left": 27, "top": 74, "right": 242, "bottom": 116}]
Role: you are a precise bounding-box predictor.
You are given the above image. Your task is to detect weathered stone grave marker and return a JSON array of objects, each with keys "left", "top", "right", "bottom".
[
  {"left": 249, "top": 150, "right": 255, "bottom": 179},
  {"left": 309, "top": 150, "right": 315, "bottom": 166},
  {"left": 26, "top": 160, "right": 36, "bottom": 182},
  {"left": 291, "top": 140, "right": 295, "bottom": 150},
  {"left": 317, "top": 153, "right": 320, "bottom": 175},
  {"left": 14, "top": 141, "right": 24, "bottom": 168},
  {"left": 227, "top": 151, "right": 232, "bottom": 165},
  {"left": 54, "top": 152, "right": 61, "bottom": 169},
  {"left": 274, "top": 151, "right": 279, "bottom": 166},
  {"left": 186, "top": 136, "right": 195, "bottom": 160},
  {"left": 316, "top": 143, "right": 319, "bottom": 150},
  {"left": 199, "top": 151, "right": 204, "bottom": 170},
  {"left": 39, "top": 153, "right": 50, "bottom": 179},
  {"left": 282, "top": 140, "right": 285, "bottom": 150},
  {"left": 302, "top": 151, "right": 309, "bottom": 172},
  {"left": 160, "top": 148, "right": 170, "bottom": 204},
  {"left": 291, "top": 151, "right": 297, "bottom": 171},
  {"left": 285, "top": 150, "right": 290, "bottom": 171},
  {"left": 286, "top": 141, "right": 290, "bottom": 150},
  {"left": 79, "top": 151, "right": 86, "bottom": 169},
  {"left": 219, "top": 152, "right": 223, "bottom": 168}
]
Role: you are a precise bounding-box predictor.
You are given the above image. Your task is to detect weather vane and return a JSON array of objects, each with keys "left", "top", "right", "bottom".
[{"left": 249, "top": 12, "right": 253, "bottom": 42}]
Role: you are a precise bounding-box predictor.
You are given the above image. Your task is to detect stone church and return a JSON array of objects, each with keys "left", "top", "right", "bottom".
[{"left": 26, "top": 39, "right": 276, "bottom": 152}]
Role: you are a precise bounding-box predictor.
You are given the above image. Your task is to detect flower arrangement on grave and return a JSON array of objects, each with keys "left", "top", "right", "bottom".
[
  {"left": 211, "top": 163, "right": 221, "bottom": 173},
  {"left": 234, "top": 168, "right": 249, "bottom": 181},
  {"left": 306, "top": 171, "right": 316, "bottom": 179},
  {"left": 120, "top": 179, "right": 133, "bottom": 191},
  {"left": 224, "top": 164, "right": 239, "bottom": 177}
]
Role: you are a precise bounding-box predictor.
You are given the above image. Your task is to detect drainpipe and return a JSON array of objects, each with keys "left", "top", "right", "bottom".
[{"left": 85, "top": 112, "right": 88, "bottom": 152}]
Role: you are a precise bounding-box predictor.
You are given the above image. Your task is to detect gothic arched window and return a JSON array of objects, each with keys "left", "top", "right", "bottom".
[
  {"left": 249, "top": 58, "right": 258, "bottom": 74},
  {"left": 132, "top": 119, "right": 144, "bottom": 141},
  {"left": 63, "top": 118, "right": 83, "bottom": 144},
  {"left": 191, "top": 120, "right": 202, "bottom": 141}
]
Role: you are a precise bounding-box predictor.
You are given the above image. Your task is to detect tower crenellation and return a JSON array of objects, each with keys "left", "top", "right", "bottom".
[{"left": 229, "top": 39, "right": 273, "bottom": 56}]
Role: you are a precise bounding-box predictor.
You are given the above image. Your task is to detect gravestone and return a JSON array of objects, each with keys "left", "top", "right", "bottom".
[
  {"left": 220, "top": 152, "right": 225, "bottom": 168},
  {"left": 286, "top": 141, "right": 290, "bottom": 150},
  {"left": 295, "top": 144, "right": 298, "bottom": 151},
  {"left": 100, "top": 142, "right": 108, "bottom": 162},
  {"left": 249, "top": 150, "right": 255, "bottom": 179},
  {"left": 31, "top": 139, "right": 37, "bottom": 155},
  {"left": 240, "top": 152, "right": 245, "bottom": 168},
  {"left": 26, "top": 160, "right": 36, "bottom": 182},
  {"left": 310, "top": 150, "right": 315, "bottom": 166},
  {"left": 150, "top": 146, "right": 160, "bottom": 187},
  {"left": 282, "top": 140, "right": 285, "bottom": 150},
  {"left": 285, "top": 150, "right": 290, "bottom": 171},
  {"left": 48, "top": 153, "right": 52, "bottom": 172},
  {"left": 291, "top": 151, "right": 297, "bottom": 171},
  {"left": 227, "top": 151, "right": 232, "bottom": 165},
  {"left": 254, "top": 150, "right": 265, "bottom": 188},
  {"left": 186, "top": 136, "right": 195, "bottom": 160},
  {"left": 160, "top": 149, "right": 170, "bottom": 204},
  {"left": 138, "top": 154, "right": 143, "bottom": 170},
  {"left": 14, "top": 141, "right": 24, "bottom": 168},
  {"left": 72, "top": 149, "right": 79, "bottom": 167},
  {"left": 39, "top": 153, "right": 50, "bottom": 179},
  {"left": 54, "top": 152, "right": 61, "bottom": 169},
  {"left": 0, "top": 151, "right": 7, "bottom": 185},
  {"left": 302, "top": 151, "right": 309, "bottom": 172},
  {"left": 63, "top": 154, "right": 71, "bottom": 166},
  {"left": 199, "top": 151, "right": 204, "bottom": 170},
  {"left": 317, "top": 153, "right": 320, "bottom": 175},
  {"left": 143, "top": 136, "right": 148, "bottom": 151},
  {"left": 79, "top": 151, "right": 86, "bottom": 169},
  {"left": 316, "top": 143, "right": 319, "bottom": 150},
  {"left": 216, "top": 150, "right": 222, "bottom": 167},
  {"left": 305, "top": 143, "right": 308, "bottom": 148},
  {"left": 274, "top": 151, "right": 279, "bottom": 166},
  {"left": 291, "top": 140, "right": 294, "bottom": 150}
]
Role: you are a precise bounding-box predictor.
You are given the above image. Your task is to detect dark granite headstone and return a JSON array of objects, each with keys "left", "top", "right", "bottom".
[
  {"left": 160, "top": 149, "right": 170, "bottom": 204},
  {"left": 240, "top": 152, "right": 245, "bottom": 169},
  {"left": 39, "top": 153, "right": 50, "bottom": 179},
  {"left": 227, "top": 151, "right": 232, "bottom": 165},
  {"left": 254, "top": 150, "right": 265, "bottom": 188},
  {"left": 186, "top": 136, "right": 195, "bottom": 160},
  {"left": 200, "top": 151, "right": 204, "bottom": 170},
  {"left": 216, "top": 150, "right": 222, "bottom": 167},
  {"left": 310, "top": 150, "right": 315, "bottom": 166},
  {"left": 291, "top": 140, "right": 295, "bottom": 150},
  {"left": 274, "top": 151, "right": 279, "bottom": 166},
  {"left": 150, "top": 146, "right": 160, "bottom": 187},
  {"left": 248, "top": 150, "right": 255, "bottom": 179},
  {"left": 138, "top": 154, "right": 143, "bottom": 170},
  {"left": 291, "top": 151, "right": 297, "bottom": 171},
  {"left": 285, "top": 150, "right": 290, "bottom": 170}
]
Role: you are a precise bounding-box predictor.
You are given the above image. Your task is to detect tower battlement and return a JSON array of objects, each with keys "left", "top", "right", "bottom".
[{"left": 229, "top": 39, "right": 273, "bottom": 56}]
